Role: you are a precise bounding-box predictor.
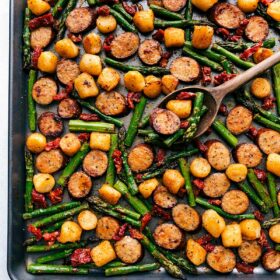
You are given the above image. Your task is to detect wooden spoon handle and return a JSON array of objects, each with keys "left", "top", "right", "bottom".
[{"left": 212, "top": 51, "right": 280, "bottom": 101}]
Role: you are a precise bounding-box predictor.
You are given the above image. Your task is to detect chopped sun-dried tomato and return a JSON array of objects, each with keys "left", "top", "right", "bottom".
[
  {"left": 99, "top": 0, "right": 119, "bottom": 4},
  {"left": 208, "top": 199, "right": 222, "bottom": 206},
  {"left": 113, "top": 223, "right": 128, "bottom": 241},
  {"left": 247, "top": 126, "right": 258, "bottom": 140},
  {"left": 235, "top": 19, "right": 249, "bottom": 37},
  {"left": 152, "top": 205, "right": 171, "bottom": 220},
  {"left": 43, "top": 231, "right": 60, "bottom": 246},
  {"left": 79, "top": 113, "right": 100, "bottom": 121},
  {"left": 122, "top": 2, "right": 137, "bottom": 15},
  {"left": 127, "top": 92, "right": 141, "bottom": 109},
  {"left": 67, "top": 33, "right": 82, "bottom": 43},
  {"left": 196, "top": 234, "right": 212, "bottom": 245},
  {"left": 159, "top": 51, "right": 172, "bottom": 68},
  {"left": 129, "top": 226, "right": 143, "bottom": 240},
  {"left": 155, "top": 148, "right": 166, "bottom": 167},
  {"left": 240, "top": 42, "right": 263, "bottom": 60},
  {"left": 202, "top": 243, "right": 215, "bottom": 252},
  {"left": 177, "top": 187, "right": 187, "bottom": 198},
  {"left": 31, "top": 47, "right": 42, "bottom": 69},
  {"left": 112, "top": 149, "right": 123, "bottom": 174},
  {"left": 53, "top": 82, "right": 73, "bottom": 101},
  {"left": 218, "top": 103, "right": 228, "bottom": 116},
  {"left": 45, "top": 138, "right": 61, "bottom": 151},
  {"left": 254, "top": 168, "right": 267, "bottom": 183},
  {"left": 260, "top": 0, "right": 274, "bottom": 5},
  {"left": 152, "top": 29, "right": 165, "bottom": 42},
  {"left": 28, "top": 225, "right": 43, "bottom": 241},
  {"left": 202, "top": 66, "right": 212, "bottom": 86},
  {"left": 29, "top": 13, "right": 54, "bottom": 30},
  {"left": 258, "top": 230, "right": 271, "bottom": 249},
  {"left": 140, "top": 213, "right": 152, "bottom": 231},
  {"left": 214, "top": 72, "right": 237, "bottom": 85},
  {"left": 103, "top": 34, "right": 114, "bottom": 52},
  {"left": 32, "top": 189, "right": 47, "bottom": 208},
  {"left": 194, "top": 139, "right": 208, "bottom": 154},
  {"left": 254, "top": 210, "right": 264, "bottom": 222},
  {"left": 97, "top": 5, "right": 111, "bottom": 16},
  {"left": 48, "top": 187, "right": 63, "bottom": 204},
  {"left": 192, "top": 179, "right": 205, "bottom": 190},
  {"left": 176, "top": 91, "right": 196, "bottom": 100},
  {"left": 71, "top": 248, "right": 92, "bottom": 267},
  {"left": 262, "top": 96, "right": 276, "bottom": 110},
  {"left": 135, "top": 173, "right": 143, "bottom": 182},
  {"left": 78, "top": 133, "right": 90, "bottom": 142},
  {"left": 236, "top": 262, "right": 255, "bottom": 274},
  {"left": 216, "top": 28, "right": 230, "bottom": 40},
  {"left": 180, "top": 120, "right": 189, "bottom": 129}
]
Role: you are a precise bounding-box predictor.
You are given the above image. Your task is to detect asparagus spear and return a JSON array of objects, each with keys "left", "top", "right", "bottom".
[
  {"left": 72, "top": 93, "right": 124, "bottom": 127},
  {"left": 196, "top": 197, "right": 255, "bottom": 219},
  {"left": 125, "top": 96, "right": 147, "bottom": 147},
  {"left": 27, "top": 264, "right": 88, "bottom": 274},
  {"left": 154, "top": 19, "right": 215, "bottom": 28},
  {"left": 105, "top": 263, "right": 160, "bottom": 276},
  {"left": 112, "top": 4, "right": 133, "bottom": 22},
  {"left": 81, "top": 261, "right": 127, "bottom": 269},
  {"left": 262, "top": 217, "right": 280, "bottom": 228},
  {"left": 23, "top": 202, "right": 81, "bottom": 220},
  {"left": 276, "top": 244, "right": 280, "bottom": 251},
  {"left": 272, "top": 63, "right": 280, "bottom": 115},
  {"left": 247, "top": 169, "right": 274, "bottom": 208},
  {"left": 105, "top": 134, "right": 118, "bottom": 186},
  {"left": 212, "top": 44, "right": 255, "bottom": 69},
  {"left": 32, "top": 203, "right": 89, "bottom": 228},
  {"left": 87, "top": 0, "right": 96, "bottom": 5},
  {"left": 57, "top": 0, "right": 78, "bottom": 39},
  {"left": 179, "top": 158, "right": 196, "bottom": 207},
  {"left": 69, "top": 120, "right": 115, "bottom": 133},
  {"left": 109, "top": 8, "right": 137, "bottom": 33},
  {"left": 138, "top": 114, "right": 150, "bottom": 128},
  {"left": 104, "top": 57, "right": 170, "bottom": 75},
  {"left": 27, "top": 241, "right": 86, "bottom": 253},
  {"left": 183, "top": 46, "right": 223, "bottom": 72},
  {"left": 52, "top": 0, "right": 69, "bottom": 18},
  {"left": 150, "top": 4, "right": 184, "bottom": 20},
  {"left": 23, "top": 8, "right": 31, "bottom": 69},
  {"left": 254, "top": 114, "right": 280, "bottom": 133},
  {"left": 36, "top": 249, "right": 74, "bottom": 264},
  {"left": 267, "top": 173, "right": 280, "bottom": 217},
  {"left": 27, "top": 70, "right": 37, "bottom": 132},
  {"left": 212, "top": 119, "right": 238, "bottom": 147},
  {"left": 87, "top": 195, "right": 141, "bottom": 220},
  {"left": 138, "top": 129, "right": 154, "bottom": 136},
  {"left": 184, "top": 0, "right": 193, "bottom": 40},
  {"left": 57, "top": 142, "right": 90, "bottom": 187},
  {"left": 217, "top": 38, "right": 276, "bottom": 52},
  {"left": 24, "top": 151, "right": 34, "bottom": 213}
]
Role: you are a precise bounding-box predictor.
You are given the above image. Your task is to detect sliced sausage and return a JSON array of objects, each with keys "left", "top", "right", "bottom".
[
  {"left": 221, "top": 190, "right": 249, "bottom": 214},
  {"left": 38, "top": 112, "right": 64, "bottom": 137},
  {"left": 56, "top": 59, "right": 80, "bottom": 85},
  {"left": 203, "top": 173, "right": 230, "bottom": 198},
  {"left": 95, "top": 91, "right": 126, "bottom": 116},
  {"left": 138, "top": 39, "right": 162, "bottom": 65},
  {"left": 153, "top": 223, "right": 183, "bottom": 250},
  {"left": 83, "top": 150, "right": 108, "bottom": 177},
  {"left": 172, "top": 204, "right": 200, "bottom": 232},
  {"left": 35, "top": 149, "right": 65, "bottom": 174},
  {"left": 234, "top": 143, "right": 263, "bottom": 167},
  {"left": 226, "top": 106, "right": 253, "bottom": 135},
  {"left": 262, "top": 250, "right": 280, "bottom": 272},
  {"left": 257, "top": 128, "right": 280, "bottom": 155},
  {"left": 57, "top": 98, "right": 81, "bottom": 119},
  {"left": 245, "top": 16, "right": 269, "bottom": 43},
  {"left": 207, "top": 246, "right": 236, "bottom": 273},
  {"left": 66, "top": 8, "right": 95, "bottom": 34},
  {"left": 128, "top": 144, "right": 154, "bottom": 172},
  {"left": 238, "top": 241, "right": 262, "bottom": 264},
  {"left": 205, "top": 140, "right": 231, "bottom": 171},
  {"left": 114, "top": 236, "right": 142, "bottom": 264},
  {"left": 153, "top": 185, "right": 177, "bottom": 209},
  {"left": 170, "top": 57, "right": 201, "bottom": 82},
  {"left": 162, "top": 0, "right": 186, "bottom": 11},
  {"left": 96, "top": 216, "right": 120, "bottom": 240},
  {"left": 150, "top": 108, "right": 180, "bottom": 135},
  {"left": 68, "top": 171, "right": 92, "bottom": 198},
  {"left": 30, "top": 27, "right": 53, "bottom": 49},
  {"left": 211, "top": 3, "right": 245, "bottom": 29},
  {"left": 110, "top": 32, "right": 140, "bottom": 59},
  {"left": 32, "top": 77, "right": 57, "bottom": 105}
]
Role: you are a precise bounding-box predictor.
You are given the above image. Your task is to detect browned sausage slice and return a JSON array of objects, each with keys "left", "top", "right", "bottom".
[
  {"left": 221, "top": 190, "right": 249, "bottom": 214},
  {"left": 238, "top": 241, "right": 262, "bottom": 263},
  {"left": 68, "top": 171, "right": 92, "bottom": 198},
  {"left": 211, "top": 3, "right": 245, "bottom": 29},
  {"left": 234, "top": 143, "right": 263, "bottom": 167},
  {"left": 205, "top": 140, "right": 231, "bottom": 171},
  {"left": 66, "top": 8, "right": 95, "bottom": 33},
  {"left": 203, "top": 173, "right": 230, "bottom": 198},
  {"left": 172, "top": 204, "right": 200, "bottom": 231},
  {"left": 138, "top": 39, "right": 162, "bottom": 65},
  {"left": 96, "top": 216, "right": 120, "bottom": 240},
  {"left": 31, "top": 27, "right": 53, "bottom": 49},
  {"left": 257, "top": 128, "right": 280, "bottom": 155},
  {"left": 128, "top": 144, "right": 154, "bottom": 172},
  {"left": 35, "top": 149, "right": 65, "bottom": 174},
  {"left": 153, "top": 185, "right": 177, "bottom": 209},
  {"left": 207, "top": 246, "right": 236, "bottom": 273},
  {"left": 245, "top": 16, "right": 269, "bottom": 42},
  {"left": 95, "top": 91, "right": 127, "bottom": 116},
  {"left": 226, "top": 106, "right": 253, "bottom": 135},
  {"left": 162, "top": 0, "right": 187, "bottom": 11},
  {"left": 57, "top": 98, "right": 82, "bottom": 119},
  {"left": 32, "top": 77, "right": 57, "bottom": 105},
  {"left": 262, "top": 250, "right": 280, "bottom": 272},
  {"left": 153, "top": 223, "right": 183, "bottom": 250},
  {"left": 83, "top": 150, "right": 108, "bottom": 177},
  {"left": 38, "top": 112, "right": 64, "bottom": 137},
  {"left": 150, "top": 108, "right": 180, "bottom": 135},
  {"left": 56, "top": 59, "right": 80, "bottom": 85},
  {"left": 114, "top": 236, "right": 142, "bottom": 264},
  {"left": 110, "top": 32, "right": 140, "bottom": 59},
  {"left": 170, "top": 57, "right": 201, "bottom": 82}
]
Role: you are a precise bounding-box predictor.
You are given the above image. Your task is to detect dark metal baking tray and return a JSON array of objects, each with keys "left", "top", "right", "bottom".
[{"left": 7, "top": 0, "right": 280, "bottom": 278}]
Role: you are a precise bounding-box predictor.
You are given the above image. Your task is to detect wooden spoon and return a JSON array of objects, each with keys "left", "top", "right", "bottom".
[{"left": 158, "top": 51, "right": 280, "bottom": 138}]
